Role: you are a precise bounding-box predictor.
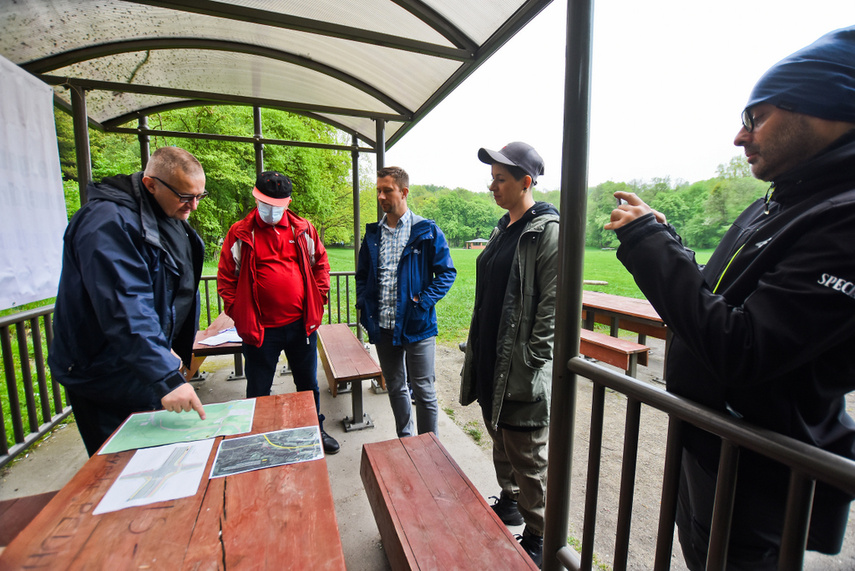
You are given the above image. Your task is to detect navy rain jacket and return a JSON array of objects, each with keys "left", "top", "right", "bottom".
[{"left": 49, "top": 172, "right": 204, "bottom": 409}]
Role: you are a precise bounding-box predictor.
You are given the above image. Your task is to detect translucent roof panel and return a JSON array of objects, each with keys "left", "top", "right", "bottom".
[{"left": 0, "top": 0, "right": 553, "bottom": 147}]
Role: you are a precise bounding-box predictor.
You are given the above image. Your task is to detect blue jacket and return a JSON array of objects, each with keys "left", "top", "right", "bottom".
[
  {"left": 49, "top": 172, "right": 204, "bottom": 408},
  {"left": 356, "top": 214, "right": 456, "bottom": 346}
]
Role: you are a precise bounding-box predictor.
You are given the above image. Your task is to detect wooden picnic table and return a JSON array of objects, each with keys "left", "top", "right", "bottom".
[
  {"left": 0, "top": 392, "right": 346, "bottom": 570},
  {"left": 185, "top": 311, "right": 244, "bottom": 381},
  {"left": 582, "top": 291, "right": 672, "bottom": 369}
]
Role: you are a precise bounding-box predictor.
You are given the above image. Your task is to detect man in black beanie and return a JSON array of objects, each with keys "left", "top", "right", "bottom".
[{"left": 605, "top": 26, "right": 855, "bottom": 569}]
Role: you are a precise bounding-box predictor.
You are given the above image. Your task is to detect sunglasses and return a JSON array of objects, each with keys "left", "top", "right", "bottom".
[{"left": 151, "top": 176, "right": 208, "bottom": 203}]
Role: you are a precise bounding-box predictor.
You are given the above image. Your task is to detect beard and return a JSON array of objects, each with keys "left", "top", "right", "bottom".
[{"left": 749, "top": 114, "right": 829, "bottom": 181}]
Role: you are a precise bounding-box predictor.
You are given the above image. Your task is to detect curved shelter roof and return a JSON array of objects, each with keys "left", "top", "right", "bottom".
[{"left": 0, "top": 0, "right": 552, "bottom": 148}]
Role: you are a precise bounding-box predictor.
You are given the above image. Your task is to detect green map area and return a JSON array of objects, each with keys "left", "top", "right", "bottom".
[{"left": 99, "top": 399, "right": 256, "bottom": 454}]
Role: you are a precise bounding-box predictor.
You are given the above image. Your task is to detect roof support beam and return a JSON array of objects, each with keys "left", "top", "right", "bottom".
[
  {"left": 40, "top": 75, "right": 409, "bottom": 122},
  {"left": 106, "top": 126, "right": 375, "bottom": 154},
  {"left": 390, "top": 0, "right": 478, "bottom": 51},
  {"left": 125, "top": 0, "right": 474, "bottom": 60},
  {"left": 25, "top": 38, "right": 411, "bottom": 116}
]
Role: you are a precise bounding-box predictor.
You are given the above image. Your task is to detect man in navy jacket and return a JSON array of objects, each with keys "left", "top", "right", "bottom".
[
  {"left": 606, "top": 27, "right": 855, "bottom": 569},
  {"left": 50, "top": 147, "right": 207, "bottom": 455},
  {"left": 356, "top": 166, "right": 456, "bottom": 437}
]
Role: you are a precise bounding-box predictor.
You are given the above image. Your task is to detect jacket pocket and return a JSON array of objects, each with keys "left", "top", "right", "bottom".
[
  {"left": 506, "top": 348, "right": 550, "bottom": 403},
  {"left": 404, "top": 299, "right": 430, "bottom": 337}
]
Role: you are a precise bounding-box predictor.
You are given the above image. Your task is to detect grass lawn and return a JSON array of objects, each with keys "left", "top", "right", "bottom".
[{"left": 319, "top": 246, "right": 715, "bottom": 345}]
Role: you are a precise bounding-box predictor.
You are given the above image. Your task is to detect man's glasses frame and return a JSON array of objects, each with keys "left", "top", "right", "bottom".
[
  {"left": 741, "top": 106, "right": 755, "bottom": 133},
  {"left": 151, "top": 176, "right": 208, "bottom": 203}
]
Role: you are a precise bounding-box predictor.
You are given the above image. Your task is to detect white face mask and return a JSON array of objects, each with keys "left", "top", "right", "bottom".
[{"left": 257, "top": 201, "right": 286, "bottom": 225}]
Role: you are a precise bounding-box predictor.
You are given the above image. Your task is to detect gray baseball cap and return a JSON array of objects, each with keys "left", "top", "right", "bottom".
[{"left": 478, "top": 141, "right": 545, "bottom": 184}]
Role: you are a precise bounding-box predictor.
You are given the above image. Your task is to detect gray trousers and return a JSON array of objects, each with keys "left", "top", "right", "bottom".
[
  {"left": 485, "top": 421, "right": 549, "bottom": 535},
  {"left": 375, "top": 330, "right": 438, "bottom": 438}
]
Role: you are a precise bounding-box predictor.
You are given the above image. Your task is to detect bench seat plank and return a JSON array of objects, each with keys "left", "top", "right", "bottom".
[
  {"left": 361, "top": 433, "right": 538, "bottom": 570},
  {"left": 579, "top": 328, "right": 650, "bottom": 376},
  {"left": 317, "top": 324, "right": 383, "bottom": 397},
  {"left": 0, "top": 491, "right": 58, "bottom": 548}
]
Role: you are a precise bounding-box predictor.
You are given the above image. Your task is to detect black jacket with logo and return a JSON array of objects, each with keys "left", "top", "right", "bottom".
[{"left": 615, "top": 130, "right": 855, "bottom": 554}]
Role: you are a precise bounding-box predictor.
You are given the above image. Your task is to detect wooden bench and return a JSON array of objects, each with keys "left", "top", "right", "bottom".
[
  {"left": 579, "top": 328, "right": 650, "bottom": 377},
  {"left": 361, "top": 433, "right": 538, "bottom": 570},
  {"left": 0, "top": 491, "right": 58, "bottom": 552},
  {"left": 317, "top": 323, "right": 384, "bottom": 432}
]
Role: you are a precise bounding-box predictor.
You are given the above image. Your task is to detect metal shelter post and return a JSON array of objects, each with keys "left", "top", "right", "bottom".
[
  {"left": 138, "top": 115, "right": 150, "bottom": 170},
  {"left": 352, "top": 134, "right": 364, "bottom": 342},
  {"left": 543, "top": 0, "right": 594, "bottom": 569},
  {"left": 375, "top": 119, "right": 385, "bottom": 222},
  {"left": 70, "top": 84, "right": 92, "bottom": 204},
  {"left": 253, "top": 106, "right": 264, "bottom": 174}
]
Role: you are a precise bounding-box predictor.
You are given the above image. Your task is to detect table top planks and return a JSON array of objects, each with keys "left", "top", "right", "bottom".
[
  {"left": 582, "top": 290, "right": 663, "bottom": 324},
  {"left": 0, "top": 393, "right": 345, "bottom": 571}
]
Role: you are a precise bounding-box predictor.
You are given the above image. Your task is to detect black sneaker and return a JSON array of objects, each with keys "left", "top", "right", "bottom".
[
  {"left": 489, "top": 494, "right": 524, "bottom": 526},
  {"left": 318, "top": 414, "right": 340, "bottom": 455},
  {"left": 517, "top": 528, "right": 543, "bottom": 568}
]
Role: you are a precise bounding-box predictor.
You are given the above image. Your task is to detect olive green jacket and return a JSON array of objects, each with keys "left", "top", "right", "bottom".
[{"left": 460, "top": 211, "right": 559, "bottom": 429}]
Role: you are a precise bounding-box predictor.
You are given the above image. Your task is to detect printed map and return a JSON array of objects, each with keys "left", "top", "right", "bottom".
[
  {"left": 99, "top": 399, "right": 256, "bottom": 454},
  {"left": 210, "top": 426, "right": 322, "bottom": 478}
]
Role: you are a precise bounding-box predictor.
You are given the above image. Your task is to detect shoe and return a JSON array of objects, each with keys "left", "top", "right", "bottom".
[
  {"left": 489, "top": 493, "right": 524, "bottom": 526},
  {"left": 318, "top": 414, "right": 340, "bottom": 455},
  {"left": 517, "top": 527, "right": 543, "bottom": 568}
]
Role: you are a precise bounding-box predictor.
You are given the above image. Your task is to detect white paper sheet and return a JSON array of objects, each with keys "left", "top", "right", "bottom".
[
  {"left": 198, "top": 327, "right": 243, "bottom": 346},
  {"left": 93, "top": 439, "right": 215, "bottom": 515}
]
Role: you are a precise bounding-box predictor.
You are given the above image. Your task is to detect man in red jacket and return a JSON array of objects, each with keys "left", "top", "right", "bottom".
[{"left": 218, "top": 171, "right": 339, "bottom": 453}]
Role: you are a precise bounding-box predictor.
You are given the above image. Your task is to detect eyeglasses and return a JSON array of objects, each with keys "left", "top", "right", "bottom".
[
  {"left": 741, "top": 107, "right": 755, "bottom": 132},
  {"left": 151, "top": 176, "right": 208, "bottom": 203}
]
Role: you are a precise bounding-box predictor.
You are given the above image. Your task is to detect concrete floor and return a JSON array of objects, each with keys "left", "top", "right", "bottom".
[{"left": 0, "top": 352, "right": 516, "bottom": 571}]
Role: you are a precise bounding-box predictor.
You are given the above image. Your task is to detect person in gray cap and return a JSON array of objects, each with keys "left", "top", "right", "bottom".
[
  {"left": 605, "top": 26, "right": 855, "bottom": 569},
  {"left": 460, "top": 141, "right": 559, "bottom": 567},
  {"left": 218, "top": 171, "right": 339, "bottom": 454}
]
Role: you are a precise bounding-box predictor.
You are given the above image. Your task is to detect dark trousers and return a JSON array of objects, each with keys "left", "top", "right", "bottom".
[
  {"left": 243, "top": 319, "right": 320, "bottom": 414},
  {"left": 67, "top": 389, "right": 155, "bottom": 456}
]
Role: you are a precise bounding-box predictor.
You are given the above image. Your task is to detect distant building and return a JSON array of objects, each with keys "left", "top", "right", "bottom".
[{"left": 465, "top": 238, "right": 489, "bottom": 250}]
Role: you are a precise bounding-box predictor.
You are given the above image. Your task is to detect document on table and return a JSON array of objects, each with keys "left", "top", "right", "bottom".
[
  {"left": 210, "top": 426, "right": 323, "bottom": 478},
  {"left": 99, "top": 399, "right": 256, "bottom": 454},
  {"left": 199, "top": 327, "right": 243, "bottom": 346},
  {"left": 93, "top": 439, "right": 215, "bottom": 515}
]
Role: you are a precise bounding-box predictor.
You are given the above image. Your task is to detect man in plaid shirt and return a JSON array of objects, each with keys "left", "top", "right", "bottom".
[{"left": 356, "top": 166, "right": 456, "bottom": 437}]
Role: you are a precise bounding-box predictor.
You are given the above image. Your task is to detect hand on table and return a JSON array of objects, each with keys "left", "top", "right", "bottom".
[
  {"left": 604, "top": 191, "right": 667, "bottom": 231},
  {"left": 161, "top": 383, "right": 207, "bottom": 420}
]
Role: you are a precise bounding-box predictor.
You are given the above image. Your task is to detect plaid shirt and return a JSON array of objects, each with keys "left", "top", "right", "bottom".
[{"left": 378, "top": 209, "right": 413, "bottom": 329}]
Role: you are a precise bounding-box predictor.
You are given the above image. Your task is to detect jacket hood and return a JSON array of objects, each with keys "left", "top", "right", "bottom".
[
  {"left": 88, "top": 172, "right": 169, "bottom": 248},
  {"left": 89, "top": 172, "right": 143, "bottom": 211},
  {"left": 498, "top": 201, "right": 560, "bottom": 232}
]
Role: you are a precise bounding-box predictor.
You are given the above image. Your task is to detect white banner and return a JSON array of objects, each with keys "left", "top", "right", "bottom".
[{"left": 0, "top": 54, "right": 67, "bottom": 311}]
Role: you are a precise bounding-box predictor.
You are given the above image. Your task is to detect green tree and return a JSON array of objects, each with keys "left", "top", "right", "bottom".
[
  {"left": 716, "top": 155, "right": 752, "bottom": 179},
  {"left": 586, "top": 181, "right": 634, "bottom": 248}
]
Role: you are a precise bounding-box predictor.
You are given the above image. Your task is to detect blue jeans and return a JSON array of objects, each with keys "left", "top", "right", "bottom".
[
  {"left": 375, "top": 330, "right": 438, "bottom": 437},
  {"left": 243, "top": 319, "right": 320, "bottom": 414}
]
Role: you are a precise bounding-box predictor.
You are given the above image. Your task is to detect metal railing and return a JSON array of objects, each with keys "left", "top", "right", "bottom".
[
  {"left": 553, "top": 356, "right": 855, "bottom": 570},
  {"left": 0, "top": 306, "right": 70, "bottom": 469},
  {"left": 198, "top": 271, "right": 357, "bottom": 328},
  {"left": 1, "top": 272, "right": 358, "bottom": 468}
]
